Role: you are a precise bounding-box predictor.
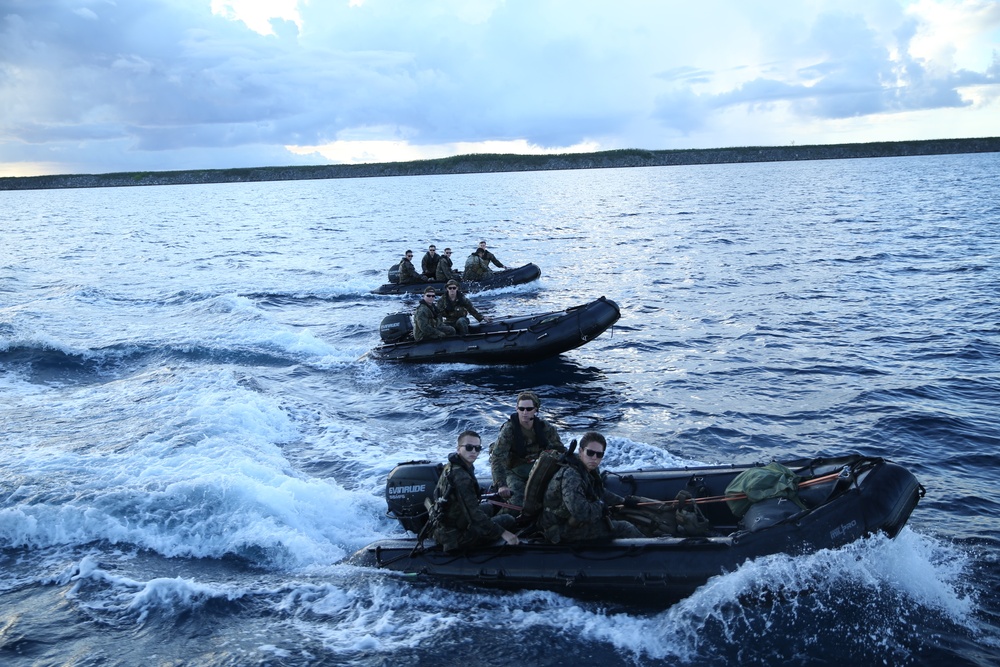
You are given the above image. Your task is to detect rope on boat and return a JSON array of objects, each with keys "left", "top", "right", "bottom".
[{"left": 629, "top": 469, "right": 846, "bottom": 509}]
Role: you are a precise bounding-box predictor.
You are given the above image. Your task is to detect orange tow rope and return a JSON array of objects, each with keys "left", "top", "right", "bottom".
[{"left": 631, "top": 470, "right": 844, "bottom": 508}]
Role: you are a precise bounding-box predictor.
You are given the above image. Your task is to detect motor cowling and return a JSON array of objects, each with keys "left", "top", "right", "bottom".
[
  {"left": 386, "top": 461, "right": 442, "bottom": 533},
  {"left": 379, "top": 313, "right": 413, "bottom": 343},
  {"left": 387, "top": 263, "right": 400, "bottom": 284}
]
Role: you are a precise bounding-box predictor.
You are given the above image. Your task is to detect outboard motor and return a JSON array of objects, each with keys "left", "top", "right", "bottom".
[
  {"left": 386, "top": 461, "right": 442, "bottom": 533},
  {"left": 387, "top": 263, "right": 400, "bottom": 284},
  {"left": 379, "top": 313, "right": 413, "bottom": 343}
]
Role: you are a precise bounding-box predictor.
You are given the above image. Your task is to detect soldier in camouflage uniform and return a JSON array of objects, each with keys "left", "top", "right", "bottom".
[
  {"left": 398, "top": 250, "right": 426, "bottom": 284},
  {"left": 538, "top": 431, "right": 643, "bottom": 544},
  {"left": 413, "top": 286, "right": 456, "bottom": 341},
  {"left": 489, "top": 391, "right": 565, "bottom": 508},
  {"left": 463, "top": 248, "right": 490, "bottom": 281},
  {"left": 438, "top": 280, "right": 492, "bottom": 334},
  {"left": 427, "top": 430, "right": 519, "bottom": 552},
  {"left": 478, "top": 240, "right": 505, "bottom": 270},
  {"left": 435, "top": 248, "right": 462, "bottom": 282}
]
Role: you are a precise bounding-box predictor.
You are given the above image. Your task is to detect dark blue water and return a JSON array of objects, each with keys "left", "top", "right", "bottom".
[{"left": 2, "top": 153, "right": 999, "bottom": 665}]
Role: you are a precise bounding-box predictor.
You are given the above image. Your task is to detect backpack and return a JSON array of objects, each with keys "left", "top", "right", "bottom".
[
  {"left": 520, "top": 448, "right": 564, "bottom": 519},
  {"left": 725, "top": 462, "right": 806, "bottom": 519}
]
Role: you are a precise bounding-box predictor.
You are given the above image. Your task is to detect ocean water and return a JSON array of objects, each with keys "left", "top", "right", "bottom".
[{"left": 2, "top": 153, "right": 999, "bottom": 666}]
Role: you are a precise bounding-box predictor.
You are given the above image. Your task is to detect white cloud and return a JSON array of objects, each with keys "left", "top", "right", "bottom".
[
  {"left": 210, "top": 0, "right": 302, "bottom": 36},
  {"left": 906, "top": 0, "right": 1000, "bottom": 72},
  {"left": 0, "top": 0, "right": 997, "bottom": 176},
  {"left": 287, "top": 137, "right": 600, "bottom": 164}
]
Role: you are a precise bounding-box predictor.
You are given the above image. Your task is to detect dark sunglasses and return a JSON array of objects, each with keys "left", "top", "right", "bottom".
[
  {"left": 516, "top": 406, "right": 536, "bottom": 412},
  {"left": 447, "top": 286, "right": 458, "bottom": 290},
  {"left": 583, "top": 448, "right": 605, "bottom": 459},
  {"left": 463, "top": 444, "right": 483, "bottom": 452}
]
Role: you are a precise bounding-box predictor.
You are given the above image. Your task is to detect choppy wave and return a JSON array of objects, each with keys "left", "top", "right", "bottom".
[{"left": 3, "top": 153, "right": 1000, "bottom": 665}]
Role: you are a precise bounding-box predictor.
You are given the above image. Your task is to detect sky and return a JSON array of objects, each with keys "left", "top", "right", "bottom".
[{"left": 1, "top": 0, "right": 998, "bottom": 177}]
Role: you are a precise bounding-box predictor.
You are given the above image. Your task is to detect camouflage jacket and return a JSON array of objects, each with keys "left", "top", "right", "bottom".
[
  {"left": 398, "top": 258, "right": 423, "bottom": 284},
  {"left": 489, "top": 413, "right": 564, "bottom": 487},
  {"left": 429, "top": 453, "right": 504, "bottom": 551},
  {"left": 538, "top": 454, "right": 624, "bottom": 543},
  {"left": 437, "top": 292, "right": 483, "bottom": 326},
  {"left": 463, "top": 254, "right": 490, "bottom": 281},
  {"left": 482, "top": 249, "right": 505, "bottom": 269},
  {"left": 435, "top": 256, "right": 461, "bottom": 281},
  {"left": 413, "top": 301, "right": 447, "bottom": 341}
]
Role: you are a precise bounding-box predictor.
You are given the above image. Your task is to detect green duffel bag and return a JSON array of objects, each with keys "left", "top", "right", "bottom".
[{"left": 725, "top": 462, "right": 806, "bottom": 519}]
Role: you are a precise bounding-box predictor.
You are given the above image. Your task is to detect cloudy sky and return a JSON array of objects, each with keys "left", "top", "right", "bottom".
[{"left": 1, "top": 0, "right": 998, "bottom": 177}]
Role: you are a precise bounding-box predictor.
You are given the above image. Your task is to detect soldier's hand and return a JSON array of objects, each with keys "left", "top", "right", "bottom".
[{"left": 498, "top": 486, "right": 512, "bottom": 499}]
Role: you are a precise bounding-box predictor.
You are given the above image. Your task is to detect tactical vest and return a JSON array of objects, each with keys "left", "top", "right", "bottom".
[{"left": 507, "top": 412, "right": 551, "bottom": 461}]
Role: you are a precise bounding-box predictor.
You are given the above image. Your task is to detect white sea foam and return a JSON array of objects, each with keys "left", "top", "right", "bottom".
[
  {"left": 0, "top": 367, "right": 386, "bottom": 566},
  {"left": 578, "top": 529, "right": 976, "bottom": 662}
]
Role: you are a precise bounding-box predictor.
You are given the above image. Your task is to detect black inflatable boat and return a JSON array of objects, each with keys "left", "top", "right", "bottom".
[
  {"left": 369, "top": 296, "right": 621, "bottom": 364},
  {"left": 371, "top": 263, "right": 541, "bottom": 295},
  {"left": 348, "top": 454, "right": 923, "bottom": 605}
]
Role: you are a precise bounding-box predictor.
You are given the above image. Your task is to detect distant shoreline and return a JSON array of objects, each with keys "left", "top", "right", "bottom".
[{"left": 2, "top": 136, "right": 998, "bottom": 191}]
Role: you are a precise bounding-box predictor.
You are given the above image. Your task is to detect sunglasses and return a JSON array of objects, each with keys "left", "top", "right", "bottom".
[
  {"left": 447, "top": 286, "right": 458, "bottom": 290},
  {"left": 463, "top": 444, "right": 483, "bottom": 452},
  {"left": 583, "top": 448, "right": 605, "bottom": 459},
  {"left": 516, "top": 406, "right": 536, "bottom": 412}
]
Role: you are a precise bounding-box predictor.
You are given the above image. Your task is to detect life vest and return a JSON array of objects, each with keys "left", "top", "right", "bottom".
[
  {"left": 506, "top": 412, "right": 551, "bottom": 461},
  {"left": 439, "top": 294, "right": 465, "bottom": 319}
]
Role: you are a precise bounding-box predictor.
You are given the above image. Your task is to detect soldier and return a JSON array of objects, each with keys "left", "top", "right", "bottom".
[
  {"left": 489, "top": 391, "right": 565, "bottom": 507},
  {"left": 435, "top": 247, "right": 462, "bottom": 282},
  {"left": 538, "top": 432, "right": 643, "bottom": 544},
  {"left": 427, "top": 430, "right": 519, "bottom": 552},
  {"left": 478, "top": 240, "right": 505, "bottom": 270},
  {"left": 463, "top": 247, "right": 490, "bottom": 281},
  {"left": 398, "top": 250, "right": 426, "bottom": 284},
  {"left": 438, "top": 279, "right": 492, "bottom": 335},
  {"left": 412, "top": 286, "right": 456, "bottom": 341},
  {"left": 421, "top": 244, "right": 441, "bottom": 279}
]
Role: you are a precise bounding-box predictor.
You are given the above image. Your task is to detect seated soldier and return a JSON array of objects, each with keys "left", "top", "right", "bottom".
[
  {"left": 435, "top": 247, "right": 462, "bottom": 282},
  {"left": 489, "top": 391, "right": 565, "bottom": 508},
  {"left": 437, "top": 280, "right": 492, "bottom": 334},
  {"left": 463, "top": 247, "right": 490, "bottom": 281},
  {"left": 478, "top": 240, "right": 505, "bottom": 270},
  {"left": 427, "top": 430, "right": 519, "bottom": 552},
  {"left": 538, "top": 431, "right": 644, "bottom": 544},
  {"left": 412, "top": 286, "right": 456, "bottom": 340},
  {"left": 398, "top": 250, "right": 427, "bottom": 284},
  {"left": 421, "top": 244, "right": 441, "bottom": 279}
]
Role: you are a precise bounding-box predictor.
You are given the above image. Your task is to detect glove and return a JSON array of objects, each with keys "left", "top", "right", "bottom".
[{"left": 623, "top": 496, "right": 640, "bottom": 509}]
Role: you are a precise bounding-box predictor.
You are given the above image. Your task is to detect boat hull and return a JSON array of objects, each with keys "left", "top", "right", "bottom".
[
  {"left": 370, "top": 296, "right": 621, "bottom": 364},
  {"left": 349, "top": 455, "right": 922, "bottom": 605},
  {"left": 371, "top": 263, "right": 541, "bottom": 295}
]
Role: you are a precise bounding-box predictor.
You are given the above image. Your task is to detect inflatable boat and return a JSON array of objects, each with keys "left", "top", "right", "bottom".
[
  {"left": 371, "top": 263, "right": 542, "bottom": 295},
  {"left": 348, "top": 454, "right": 923, "bottom": 605},
  {"left": 369, "top": 296, "right": 621, "bottom": 364}
]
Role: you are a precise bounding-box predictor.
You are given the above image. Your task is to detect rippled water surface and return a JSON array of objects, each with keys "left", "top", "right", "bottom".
[{"left": 3, "top": 153, "right": 999, "bottom": 665}]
